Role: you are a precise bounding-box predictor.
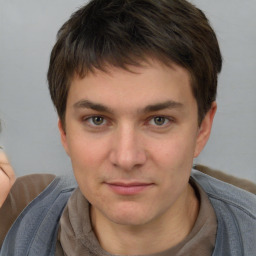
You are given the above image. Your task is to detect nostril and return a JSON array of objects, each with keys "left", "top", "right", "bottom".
[{"left": 109, "top": 148, "right": 147, "bottom": 171}]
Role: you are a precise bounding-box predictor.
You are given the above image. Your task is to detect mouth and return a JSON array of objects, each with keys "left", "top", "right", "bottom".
[{"left": 105, "top": 182, "right": 154, "bottom": 195}]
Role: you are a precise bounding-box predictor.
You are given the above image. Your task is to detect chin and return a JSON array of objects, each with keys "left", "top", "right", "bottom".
[{"left": 105, "top": 203, "right": 155, "bottom": 226}]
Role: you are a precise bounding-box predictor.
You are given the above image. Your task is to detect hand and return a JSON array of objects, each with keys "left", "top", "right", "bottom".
[{"left": 0, "top": 149, "right": 16, "bottom": 207}]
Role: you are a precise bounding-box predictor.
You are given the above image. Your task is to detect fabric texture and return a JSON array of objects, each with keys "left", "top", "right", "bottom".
[
  {"left": 194, "top": 165, "right": 256, "bottom": 194},
  {"left": 191, "top": 170, "right": 256, "bottom": 255},
  {"left": 57, "top": 179, "right": 217, "bottom": 256},
  {"left": 0, "top": 173, "right": 56, "bottom": 245},
  {"left": 0, "top": 176, "right": 77, "bottom": 256},
  {"left": 1, "top": 165, "right": 254, "bottom": 245},
  {"left": 1, "top": 169, "right": 256, "bottom": 255}
]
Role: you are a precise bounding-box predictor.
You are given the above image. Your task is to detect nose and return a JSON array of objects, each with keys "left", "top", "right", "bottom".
[{"left": 109, "top": 125, "right": 147, "bottom": 171}]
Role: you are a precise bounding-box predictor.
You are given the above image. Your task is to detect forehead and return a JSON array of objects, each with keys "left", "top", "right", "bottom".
[{"left": 67, "top": 60, "right": 195, "bottom": 111}]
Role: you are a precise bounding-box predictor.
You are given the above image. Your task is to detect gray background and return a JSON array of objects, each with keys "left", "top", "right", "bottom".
[{"left": 0, "top": 0, "right": 255, "bottom": 181}]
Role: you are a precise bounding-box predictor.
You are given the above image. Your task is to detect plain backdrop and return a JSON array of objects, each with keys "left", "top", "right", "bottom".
[{"left": 0, "top": 0, "right": 255, "bottom": 182}]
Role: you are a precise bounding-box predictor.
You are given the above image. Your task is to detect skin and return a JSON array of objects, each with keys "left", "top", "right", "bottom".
[
  {"left": 59, "top": 60, "right": 216, "bottom": 254},
  {"left": 0, "top": 150, "right": 15, "bottom": 207}
]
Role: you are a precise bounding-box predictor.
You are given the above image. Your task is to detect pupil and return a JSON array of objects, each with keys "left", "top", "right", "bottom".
[
  {"left": 93, "top": 117, "right": 103, "bottom": 125},
  {"left": 155, "top": 117, "right": 165, "bottom": 125}
]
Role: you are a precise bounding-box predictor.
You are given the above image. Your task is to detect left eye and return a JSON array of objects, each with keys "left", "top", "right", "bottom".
[
  {"left": 149, "top": 116, "right": 170, "bottom": 126},
  {"left": 87, "top": 116, "right": 106, "bottom": 126}
]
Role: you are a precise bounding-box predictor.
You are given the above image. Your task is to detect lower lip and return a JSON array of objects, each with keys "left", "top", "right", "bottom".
[{"left": 107, "top": 184, "right": 153, "bottom": 195}]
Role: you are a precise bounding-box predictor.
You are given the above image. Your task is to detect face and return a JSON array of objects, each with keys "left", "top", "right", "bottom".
[{"left": 59, "top": 60, "right": 215, "bottom": 228}]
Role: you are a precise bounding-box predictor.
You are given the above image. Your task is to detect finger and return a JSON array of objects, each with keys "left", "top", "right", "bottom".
[
  {"left": 0, "top": 169, "right": 12, "bottom": 207},
  {"left": 0, "top": 149, "right": 16, "bottom": 185}
]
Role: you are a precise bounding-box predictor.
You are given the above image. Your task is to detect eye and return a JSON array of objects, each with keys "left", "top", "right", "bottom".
[
  {"left": 149, "top": 116, "right": 170, "bottom": 126},
  {"left": 86, "top": 116, "right": 106, "bottom": 126}
]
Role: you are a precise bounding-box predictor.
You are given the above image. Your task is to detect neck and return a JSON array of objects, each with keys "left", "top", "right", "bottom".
[{"left": 91, "top": 184, "right": 199, "bottom": 255}]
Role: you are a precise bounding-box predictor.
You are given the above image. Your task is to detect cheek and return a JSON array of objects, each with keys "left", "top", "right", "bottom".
[
  {"left": 69, "top": 144, "right": 104, "bottom": 205},
  {"left": 153, "top": 137, "right": 195, "bottom": 202},
  {"left": 148, "top": 132, "right": 197, "bottom": 194},
  {"left": 68, "top": 134, "right": 109, "bottom": 170},
  {"left": 67, "top": 135, "right": 111, "bottom": 195},
  {"left": 151, "top": 133, "right": 197, "bottom": 170}
]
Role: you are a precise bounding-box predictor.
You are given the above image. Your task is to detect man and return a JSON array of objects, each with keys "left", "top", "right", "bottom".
[{"left": 0, "top": 0, "right": 256, "bottom": 255}]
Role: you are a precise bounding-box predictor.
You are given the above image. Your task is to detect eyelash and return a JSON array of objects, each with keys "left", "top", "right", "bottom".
[
  {"left": 146, "top": 116, "right": 175, "bottom": 131},
  {"left": 147, "top": 116, "right": 172, "bottom": 126},
  {"left": 83, "top": 115, "right": 108, "bottom": 127},
  {"left": 82, "top": 115, "right": 174, "bottom": 129}
]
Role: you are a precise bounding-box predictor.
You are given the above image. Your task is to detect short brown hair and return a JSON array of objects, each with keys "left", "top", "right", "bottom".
[{"left": 48, "top": 0, "right": 222, "bottom": 126}]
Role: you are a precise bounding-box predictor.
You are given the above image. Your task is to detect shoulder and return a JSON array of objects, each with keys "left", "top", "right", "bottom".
[
  {"left": 13, "top": 173, "right": 57, "bottom": 198},
  {"left": 0, "top": 174, "right": 77, "bottom": 255},
  {"left": 3, "top": 173, "right": 76, "bottom": 210},
  {"left": 194, "top": 164, "right": 256, "bottom": 194},
  {"left": 191, "top": 169, "right": 256, "bottom": 217},
  {"left": 192, "top": 169, "right": 256, "bottom": 254},
  {"left": 0, "top": 173, "right": 77, "bottom": 247},
  {"left": 17, "top": 174, "right": 77, "bottom": 214},
  {"left": 191, "top": 169, "right": 256, "bottom": 255},
  {"left": 1, "top": 173, "right": 57, "bottom": 223},
  {"left": 0, "top": 173, "right": 56, "bottom": 246}
]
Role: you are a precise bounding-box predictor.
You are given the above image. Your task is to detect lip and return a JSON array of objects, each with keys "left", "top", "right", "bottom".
[{"left": 105, "top": 182, "right": 154, "bottom": 195}]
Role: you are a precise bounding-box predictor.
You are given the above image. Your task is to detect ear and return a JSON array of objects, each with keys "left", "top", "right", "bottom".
[
  {"left": 194, "top": 102, "right": 217, "bottom": 158},
  {"left": 58, "top": 120, "right": 70, "bottom": 156}
]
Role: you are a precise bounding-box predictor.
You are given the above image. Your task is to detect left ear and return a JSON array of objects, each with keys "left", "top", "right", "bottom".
[{"left": 194, "top": 102, "right": 217, "bottom": 158}]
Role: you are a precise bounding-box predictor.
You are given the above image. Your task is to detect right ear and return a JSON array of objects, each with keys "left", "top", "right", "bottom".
[{"left": 58, "top": 120, "right": 70, "bottom": 156}]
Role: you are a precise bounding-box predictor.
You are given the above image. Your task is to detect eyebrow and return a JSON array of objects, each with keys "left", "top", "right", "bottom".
[
  {"left": 73, "top": 100, "right": 113, "bottom": 113},
  {"left": 142, "top": 100, "right": 183, "bottom": 113},
  {"left": 73, "top": 99, "right": 183, "bottom": 114}
]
